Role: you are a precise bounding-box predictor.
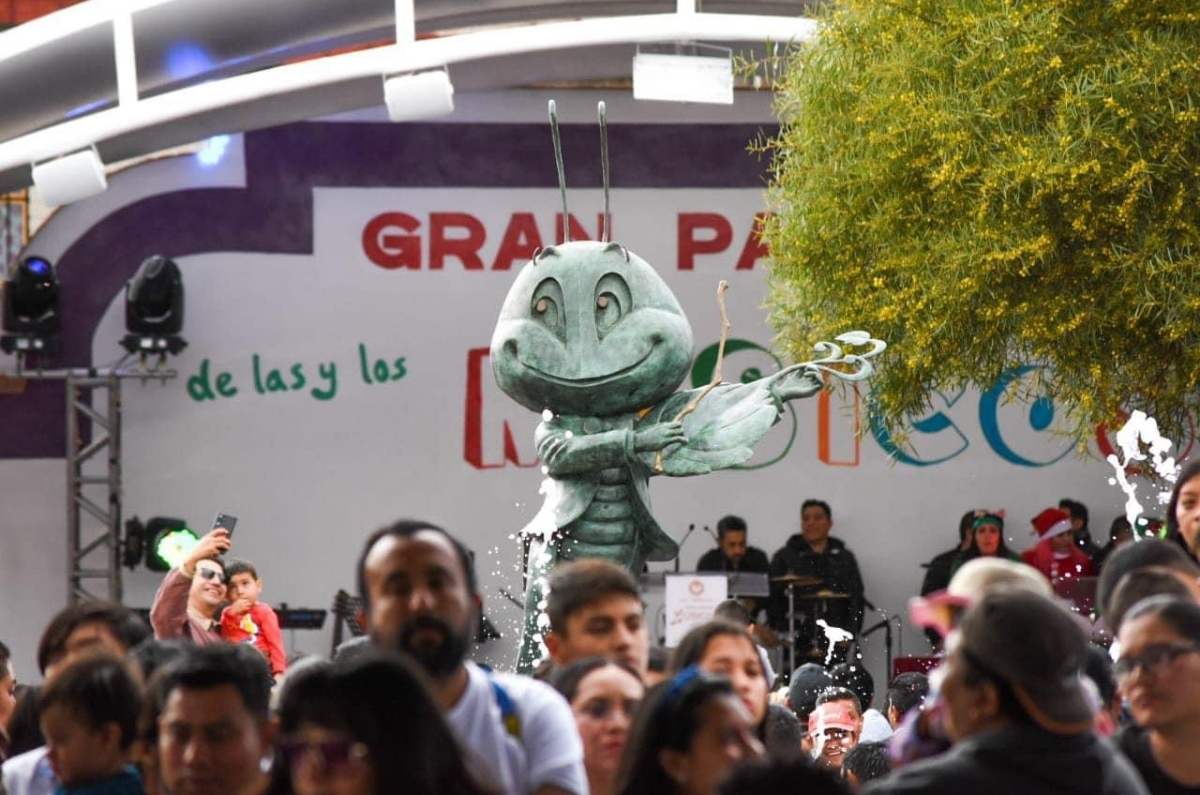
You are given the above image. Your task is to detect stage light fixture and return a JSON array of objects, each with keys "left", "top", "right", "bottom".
[
  {"left": 383, "top": 68, "right": 455, "bottom": 121},
  {"left": 145, "top": 517, "right": 199, "bottom": 572},
  {"left": 120, "top": 255, "right": 187, "bottom": 355},
  {"left": 632, "top": 43, "right": 734, "bottom": 105},
  {"left": 1, "top": 255, "right": 61, "bottom": 354},
  {"left": 32, "top": 147, "right": 108, "bottom": 206}
]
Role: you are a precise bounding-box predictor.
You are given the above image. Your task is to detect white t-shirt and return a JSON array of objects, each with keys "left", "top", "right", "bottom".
[
  {"left": 1, "top": 747, "right": 55, "bottom": 795},
  {"left": 446, "top": 662, "right": 586, "bottom": 795},
  {"left": 860, "top": 708, "right": 894, "bottom": 743},
  {"left": 757, "top": 644, "right": 776, "bottom": 687}
]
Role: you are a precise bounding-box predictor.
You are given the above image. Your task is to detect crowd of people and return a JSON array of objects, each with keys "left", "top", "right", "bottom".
[{"left": 1, "top": 460, "right": 1200, "bottom": 794}]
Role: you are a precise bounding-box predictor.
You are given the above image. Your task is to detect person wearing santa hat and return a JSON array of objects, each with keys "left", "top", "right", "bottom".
[{"left": 1021, "top": 508, "right": 1095, "bottom": 582}]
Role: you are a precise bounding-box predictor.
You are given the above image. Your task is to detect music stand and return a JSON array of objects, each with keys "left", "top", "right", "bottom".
[{"left": 727, "top": 572, "right": 770, "bottom": 598}]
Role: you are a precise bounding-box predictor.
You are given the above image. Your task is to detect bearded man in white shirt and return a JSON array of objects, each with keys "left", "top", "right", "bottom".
[{"left": 357, "top": 519, "right": 586, "bottom": 795}]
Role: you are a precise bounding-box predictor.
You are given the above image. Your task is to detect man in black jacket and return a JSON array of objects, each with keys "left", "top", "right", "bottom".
[
  {"left": 864, "top": 590, "right": 1147, "bottom": 795},
  {"left": 918, "top": 510, "right": 978, "bottom": 650},
  {"left": 698, "top": 514, "right": 772, "bottom": 617},
  {"left": 769, "top": 499, "right": 865, "bottom": 664},
  {"left": 697, "top": 515, "right": 771, "bottom": 573},
  {"left": 920, "top": 511, "right": 977, "bottom": 597}
]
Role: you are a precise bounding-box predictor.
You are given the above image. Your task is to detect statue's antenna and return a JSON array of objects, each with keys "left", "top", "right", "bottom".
[
  {"left": 598, "top": 100, "right": 610, "bottom": 242},
  {"left": 548, "top": 100, "right": 570, "bottom": 243}
]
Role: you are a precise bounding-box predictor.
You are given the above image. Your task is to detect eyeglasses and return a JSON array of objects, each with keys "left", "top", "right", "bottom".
[
  {"left": 196, "top": 568, "right": 224, "bottom": 584},
  {"left": 1114, "top": 643, "right": 1200, "bottom": 682},
  {"left": 816, "top": 727, "right": 855, "bottom": 745},
  {"left": 279, "top": 738, "right": 369, "bottom": 774},
  {"left": 578, "top": 698, "right": 640, "bottom": 721}
]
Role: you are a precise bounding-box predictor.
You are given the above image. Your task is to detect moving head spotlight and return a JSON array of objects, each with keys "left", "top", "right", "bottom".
[
  {"left": 121, "top": 255, "right": 186, "bottom": 355},
  {"left": 1, "top": 256, "right": 60, "bottom": 354}
]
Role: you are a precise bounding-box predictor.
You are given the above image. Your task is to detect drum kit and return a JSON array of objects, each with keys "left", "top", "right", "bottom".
[{"left": 770, "top": 573, "right": 853, "bottom": 675}]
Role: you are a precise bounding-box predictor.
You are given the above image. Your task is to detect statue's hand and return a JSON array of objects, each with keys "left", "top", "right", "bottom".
[
  {"left": 771, "top": 365, "right": 824, "bottom": 402},
  {"left": 634, "top": 420, "right": 688, "bottom": 452}
]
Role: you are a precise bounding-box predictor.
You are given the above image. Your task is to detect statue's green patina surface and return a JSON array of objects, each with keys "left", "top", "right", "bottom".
[
  {"left": 491, "top": 101, "right": 883, "bottom": 670},
  {"left": 491, "top": 240, "right": 841, "bottom": 670}
]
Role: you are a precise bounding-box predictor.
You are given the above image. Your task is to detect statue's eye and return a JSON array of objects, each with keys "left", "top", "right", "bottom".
[
  {"left": 594, "top": 272, "right": 632, "bottom": 339},
  {"left": 530, "top": 277, "right": 565, "bottom": 341}
]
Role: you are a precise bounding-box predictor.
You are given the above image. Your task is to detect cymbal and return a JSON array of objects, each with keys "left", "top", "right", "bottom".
[
  {"left": 770, "top": 574, "right": 823, "bottom": 587},
  {"left": 793, "top": 591, "right": 850, "bottom": 600}
]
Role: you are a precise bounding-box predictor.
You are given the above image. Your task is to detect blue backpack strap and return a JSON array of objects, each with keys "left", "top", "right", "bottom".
[{"left": 482, "top": 667, "right": 523, "bottom": 741}]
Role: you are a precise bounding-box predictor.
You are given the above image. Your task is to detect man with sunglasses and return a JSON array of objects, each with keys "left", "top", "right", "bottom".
[{"left": 151, "top": 528, "right": 232, "bottom": 644}]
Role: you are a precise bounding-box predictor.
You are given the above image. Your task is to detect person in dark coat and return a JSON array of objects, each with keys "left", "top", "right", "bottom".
[
  {"left": 768, "top": 500, "right": 865, "bottom": 664},
  {"left": 1061, "top": 498, "right": 1103, "bottom": 562},
  {"left": 864, "top": 590, "right": 1148, "bottom": 795},
  {"left": 1094, "top": 516, "right": 1135, "bottom": 574},
  {"left": 919, "top": 511, "right": 977, "bottom": 650},
  {"left": 697, "top": 515, "right": 771, "bottom": 574},
  {"left": 698, "top": 515, "right": 771, "bottom": 617},
  {"left": 919, "top": 511, "right": 977, "bottom": 597}
]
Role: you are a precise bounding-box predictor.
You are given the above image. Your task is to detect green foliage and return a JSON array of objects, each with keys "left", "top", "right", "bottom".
[{"left": 762, "top": 0, "right": 1200, "bottom": 440}]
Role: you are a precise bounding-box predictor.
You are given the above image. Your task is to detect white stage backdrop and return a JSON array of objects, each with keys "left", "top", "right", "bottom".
[{"left": 1, "top": 92, "right": 1161, "bottom": 689}]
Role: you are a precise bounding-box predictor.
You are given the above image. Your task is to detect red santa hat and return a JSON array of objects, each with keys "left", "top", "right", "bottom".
[{"left": 1031, "top": 507, "right": 1073, "bottom": 541}]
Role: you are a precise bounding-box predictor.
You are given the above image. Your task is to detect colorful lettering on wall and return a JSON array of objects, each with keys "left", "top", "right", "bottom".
[
  {"left": 362, "top": 212, "right": 606, "bottom": 270},
  {"left": 977, "top": 365, "right": 1073, "bottom": 467},
  {"left": 360, "top": 211, "right": 770, "bottom": 271},
  {"left": 677, "top": 212, "right": 770, "bottom": 271},
  {"left": 818, "top": 388, "right": 861, "bottom": 467},
  {"left": 869, "top": 388, "right": 971, "bottom": 468},
  {"left": 870, "top": 366, "right": 1077, "bottom": 468},
  {"left": 464, "top": 348, "right": 538, "bottom": 469},
  {"left": 185, "top": 342, "right": 407, "bottom": 403},
  {"left": 466, "top": 352, "right": 1098, "bottom": 471}
]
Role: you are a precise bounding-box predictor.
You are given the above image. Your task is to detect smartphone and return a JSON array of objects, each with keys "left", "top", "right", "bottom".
[{"left": 212, "top": 512, "right": 238, "bottom": 536}]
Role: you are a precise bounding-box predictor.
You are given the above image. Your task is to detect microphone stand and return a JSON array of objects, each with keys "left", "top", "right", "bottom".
[
  {"left": 859, "top": 602, "right": 894, "bottom": 684},
  {"left": 674, "top": 524, "right": 697, "bottom": 572}
]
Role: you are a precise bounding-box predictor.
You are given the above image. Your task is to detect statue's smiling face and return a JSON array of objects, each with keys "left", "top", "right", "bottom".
[{"left": 491, "top": 241, "right": 694, "bottom": 416}]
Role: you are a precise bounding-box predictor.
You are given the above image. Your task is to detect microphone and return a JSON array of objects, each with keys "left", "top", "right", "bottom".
[
  {"left": 704, "top": 524, "right": 719, "bottom": 543},
  {"left": 674, "top": 524, "right": 698, "bottom": 573}
]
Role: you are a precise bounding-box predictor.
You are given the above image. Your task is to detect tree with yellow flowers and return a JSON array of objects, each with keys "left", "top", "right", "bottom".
[{"left": 762, "top": 0, "right": 1200, "bottom": 440}]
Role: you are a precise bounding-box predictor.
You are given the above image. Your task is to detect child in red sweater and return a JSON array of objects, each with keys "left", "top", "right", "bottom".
[{"left": 219, "top": 560, "right": 287, "bottom": 679}]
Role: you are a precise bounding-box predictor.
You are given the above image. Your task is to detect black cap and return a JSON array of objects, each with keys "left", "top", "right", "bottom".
[
  {"left": 958, "top": 589, "right": 1094, "bottom": 734},
  {"left": 787, "top": 662, "right": 832, "bottom": 719}
]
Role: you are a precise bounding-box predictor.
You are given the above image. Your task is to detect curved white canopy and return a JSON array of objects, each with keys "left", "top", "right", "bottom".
[{"left": 0, "top": 0, "right": 816, "bottom": 193}]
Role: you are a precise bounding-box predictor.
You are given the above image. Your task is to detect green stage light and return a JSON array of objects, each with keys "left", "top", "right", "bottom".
[{"left": 145, "top": 517, "right": 198, "bottom": 572}]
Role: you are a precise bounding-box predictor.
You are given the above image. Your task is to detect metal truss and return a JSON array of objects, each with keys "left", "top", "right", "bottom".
[
  {"left": 65, "top": 372, "right": 123, "bottom": 602},
  {"left": 13, "top": 358, "right": 176, "bottom": 604}
]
